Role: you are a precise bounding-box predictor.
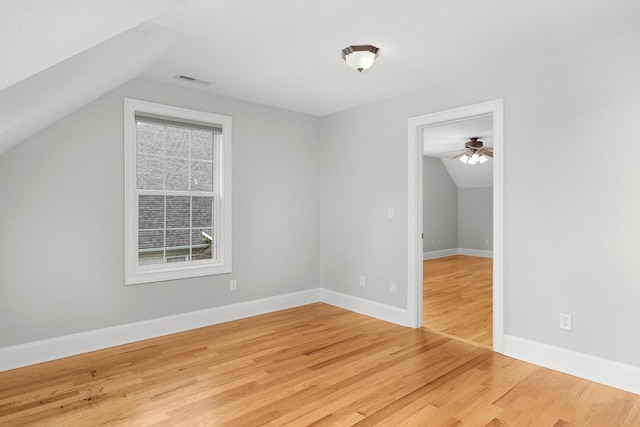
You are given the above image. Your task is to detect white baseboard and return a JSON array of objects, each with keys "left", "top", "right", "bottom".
[
  {"left": 423, "top": 248, "right": 493, "bottom": 260},
  {"left": 504, "top": 335, "right": 640, "bottom": 395},
  {"left": 458, "top": 248, "right": 493, "bottom": 258},
  {"left": 0, "top": 288, "right": 412, "bottom": 373},
  {"left": 0, "top": 288, "right": 321, "bottom": 373},
  {"left": 423, "top": 248, "right": 458, "bottom": 260},
  {"left": 11, "top": 292, "right": 639, "bottom": 397},
  {"left": 320, "top": 288, "right": 410, "bottom": 327}
]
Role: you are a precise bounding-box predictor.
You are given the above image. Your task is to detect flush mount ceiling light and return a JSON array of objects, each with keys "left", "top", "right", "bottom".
[{"left": 342, "top": 45, "right": 379, "bottom": 72}]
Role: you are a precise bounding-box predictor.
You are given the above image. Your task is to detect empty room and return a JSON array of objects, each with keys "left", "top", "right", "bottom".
[
  {"left": 422, "top": 115, "right": 494, "bottom": 349},
  {"left": 1, "top": 1, "right": 640, "bottom": 425}
]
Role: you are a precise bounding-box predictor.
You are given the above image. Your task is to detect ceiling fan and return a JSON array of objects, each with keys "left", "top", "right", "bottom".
[{"left": 452, "top": 137, "right": 493, "bottom": 165}]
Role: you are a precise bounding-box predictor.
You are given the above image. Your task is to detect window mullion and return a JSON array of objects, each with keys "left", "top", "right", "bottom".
[
  {"left": 189, "top": 195, "right": 193, "bottom": 261},
  {"left": 138, "top": 189, "right": 215, "bottom": 197},
  {"left": 188, "top": 129, "right": 192, "bottom": 261}
]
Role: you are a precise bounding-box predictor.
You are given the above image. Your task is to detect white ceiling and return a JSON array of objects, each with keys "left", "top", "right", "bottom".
[
  {"left": 0, "top": 0, "right": 186, "bottom": 92},
  {"left": 423, "top": 115, "right": 493, "bottom": 188},
  {"left": 2, "top": 0, "right": 640, "bottom": 154},
  {"left": 422, "top": 115, "right": 493, "bottom": 158},
  {"left": 142, "top": 0, "right": 640, "bottom": 116}
]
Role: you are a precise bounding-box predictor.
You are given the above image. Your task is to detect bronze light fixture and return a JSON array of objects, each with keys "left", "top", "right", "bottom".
[
  {"left": 342, "top": 45, "right": 379, "bottom": 72},
  {"left": 456, "top": 138, "right": 492, "bottom": 165}
]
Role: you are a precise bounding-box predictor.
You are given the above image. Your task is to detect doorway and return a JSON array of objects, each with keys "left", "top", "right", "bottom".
[
  {"left": 407, "top": 99, "right": 504, "bottom": 353},
  {"left": 422, "top": 115, "right": 494, "bottom": 348}
]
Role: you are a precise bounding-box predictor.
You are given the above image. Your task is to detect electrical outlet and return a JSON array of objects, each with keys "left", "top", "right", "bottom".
[
  {"left": 230, "top": 279, "right": 237, "bottom": 291},
  {"left": 389, "top": 281, "right": 397, "bottom": 294},
  {"left": 387, "top": 207, "right": 394, "bottom": 219},
  {"left": 560, "top": 313, "right": 572, "bottom": 330},
  {"left": 360, "top": 275, "right": 366, "bottom": 287},
  {"left": 438, "top": 238, "right": 442, "bottom": 245},
  {"left": 485, "top": 239, "right": 489, "bottom": 246}
]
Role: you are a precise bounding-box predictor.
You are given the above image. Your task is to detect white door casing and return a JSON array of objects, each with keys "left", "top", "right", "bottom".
[{"left": 407, "top": 99, "right": 505, "bottom": 353}]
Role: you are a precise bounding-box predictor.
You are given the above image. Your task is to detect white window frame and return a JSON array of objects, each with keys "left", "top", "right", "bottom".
[{"left": 124, "top": 98, "right": 232, "bottom": 285}]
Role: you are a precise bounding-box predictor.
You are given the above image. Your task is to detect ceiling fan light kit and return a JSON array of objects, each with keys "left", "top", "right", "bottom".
[
  {"left": 455, "top": 137, "right": 492, "bottom": 165},
  {"left": 342, "top": 45, "right": 379, "bottom": 72},
  {"left": 460, "top": 152, "right": 488, "bottom": 165}
]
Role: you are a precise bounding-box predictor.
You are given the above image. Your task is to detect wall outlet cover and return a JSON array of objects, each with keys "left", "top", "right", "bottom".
[{"left": 560, "top": 313, "right": 572, "bottom": 330}]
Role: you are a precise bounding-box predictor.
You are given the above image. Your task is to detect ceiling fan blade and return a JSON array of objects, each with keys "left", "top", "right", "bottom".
[
  {"left": 451, "top": 150, "right": 469, "bottom": 159},
  {"left": 478, "top": 147, "right": 493, "bottom": 157},
  {"left": 438, "top": 148, "right": 467, "bottom": 155}
]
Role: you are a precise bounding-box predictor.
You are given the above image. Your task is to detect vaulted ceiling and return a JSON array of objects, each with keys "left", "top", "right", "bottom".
[
  {"left": 2, "top": 0, "right": 640, "bottom": 155},
  {"left": 423, "top": 115, "right": 493, "bottom": 188}
]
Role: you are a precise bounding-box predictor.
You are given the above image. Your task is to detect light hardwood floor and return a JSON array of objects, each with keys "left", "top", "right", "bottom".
[
  {"left": 423, "top": 255, "right": 493, "bottom": 348},
  {"left": 2, "top": 303, "right": 640, "bottom": 426}
]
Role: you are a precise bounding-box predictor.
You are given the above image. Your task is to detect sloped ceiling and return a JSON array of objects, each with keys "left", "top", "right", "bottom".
[
  {"left": 0, "top": 0, "right": 186, "bottom": 91},
  {"left": 423, "top": 115, "right": 493, "bottom": 188},
  {"left": 0, "top": 23, "right": 181, "bottom": 155},
  {"left": 2, "top": 0, "right": 640, "bottom": 155},
  {"left": 0, "top": 0, "right": 185, "bottom": 155}
]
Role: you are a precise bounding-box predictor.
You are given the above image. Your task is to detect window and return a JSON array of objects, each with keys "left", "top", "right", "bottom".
[{"left": 124, "top": 99, "right": 231, "bottom": 285}]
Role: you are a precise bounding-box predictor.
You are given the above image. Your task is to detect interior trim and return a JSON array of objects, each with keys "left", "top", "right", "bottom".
[
  {"left": 0, "top": 288, "right": 412, "bottom": 373},
  {"left": 407, "top": 99, "right": 505, "bottom": 353},
  {"left": 505, "top": 334, "right": 640, "bottom": 395},
  {"left": 0, "top": 289, "right": 321, "bottom": 373}
]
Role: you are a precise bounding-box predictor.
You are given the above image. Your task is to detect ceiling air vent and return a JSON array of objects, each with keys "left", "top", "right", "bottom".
[{"left": 174, "top": 74, "right": 213, "bottom": 86}]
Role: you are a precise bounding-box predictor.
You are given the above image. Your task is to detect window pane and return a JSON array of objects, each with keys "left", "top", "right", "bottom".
[
  {"left": 137, "top": 155, "right": 164, "bottom": 190},
  {"left": 138, "top": 230, "right": 164, "bottom": 250},
  {"left": 192, "top": 196, "right": 213, "bottom": 227},
  {"left": 165, "top": 250, "right": 190, "bottom": 263},
  {"left": 137, "top": 195, "right": 216, "bottom": 265},
  {"left": 192, "top": 228, "right": 213, "bottom": 260},
  {"left": 166, "top": 229, "right": 190, "bottom": 248},
  {"left": 166, "top": 220, "right": 190, "bottom": 263},
  {"left": 165, "top": 126, "right": 189, "bottom": 159},
  {"left": 191, "top": 129, "right": 213, "bottom": 160},
  {"left": 166, "top": 196, "right": 190, "bottom": 229},
  {"left": 139, "top": 251, "right": 164, "bottom": 265},
  {"left": 165, "top": 158, "right": 189, "bottom": 191},
  {"left": 191, "top": 160, "right": 213, "bottom": 191},
  {"left": 139, "top": 195, "right": 164, "bottom": 230},
  {"left": 137, "top": 122, "right": 165, "bottom": 155}
]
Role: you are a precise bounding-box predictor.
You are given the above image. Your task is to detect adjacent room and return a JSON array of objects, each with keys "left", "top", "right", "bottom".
[
  {"left": 422, "top": 115, "right": 494, "bottom": 349},
  {"left": 1, "top": 0, "right": 640, "bottom": 425}
]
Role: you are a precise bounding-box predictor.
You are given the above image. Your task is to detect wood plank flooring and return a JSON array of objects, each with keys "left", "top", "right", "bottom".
[
  {"left": 2, "top": 303, "right": 640, "bottom": 426},
  {"left": 424, "top": 255, "right": 493, "bottom": 348}
]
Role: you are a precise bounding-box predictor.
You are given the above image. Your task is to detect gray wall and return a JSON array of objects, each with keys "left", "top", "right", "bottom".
[
  {"left": 319, "top": 27, "right": 640, "bottom": 367},
  {"left": 2, "top": 26, "right": 640, "bottom": 371},
  {"left": 423, "top": 157, "right": 458, "bottom": 252},
  {"left": 0, "top": 78, "right": 320, "bottom": 347},
  {"left": 423, "top": 159, "right": 492, "bottom": 254},
  {"left": 458, "top": 187, "right": 493, "bottom": 251}
]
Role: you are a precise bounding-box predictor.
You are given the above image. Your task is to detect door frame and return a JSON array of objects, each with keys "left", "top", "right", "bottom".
[{"left": 407, "top": 99, "right": 505, "bottom": 353}]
